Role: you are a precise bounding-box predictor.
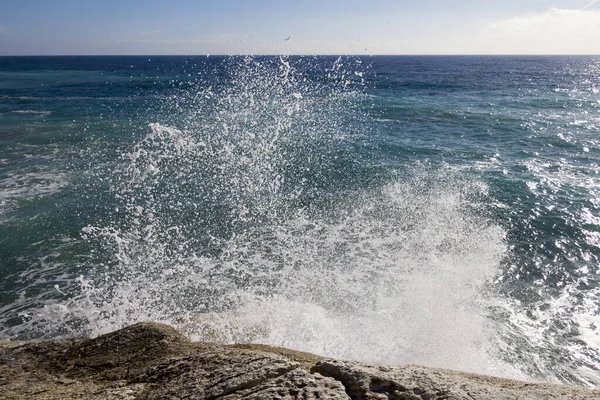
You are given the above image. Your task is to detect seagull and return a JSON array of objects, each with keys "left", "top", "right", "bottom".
[{"left": 285, "top": 36, "right": 292, "bottom": 42}]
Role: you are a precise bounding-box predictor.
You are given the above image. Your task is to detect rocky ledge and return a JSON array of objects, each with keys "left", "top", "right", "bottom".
[{"left": 1, "top": 322, "right": 599, "bottom": 399}]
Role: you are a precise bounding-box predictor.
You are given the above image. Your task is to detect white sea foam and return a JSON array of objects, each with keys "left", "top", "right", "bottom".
[
  {"left": 173, "top": 179, "right": 508, "bottom": 374},
  {"left": 0, "top": 170, "right": 68, "bottom": 223},
  {"left": 495, "top": 282, "right": 600, "bottom": 387},
  {"left": 11, "top": 110, "right": 52, "bottom": 116},
  {"left": 53, "top": 167, "right": 510, "bottom": 377}
]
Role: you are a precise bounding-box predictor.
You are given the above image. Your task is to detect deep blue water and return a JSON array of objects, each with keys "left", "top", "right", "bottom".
[{"left": 1, "top": 55, "right": 600, "bottom": 386}]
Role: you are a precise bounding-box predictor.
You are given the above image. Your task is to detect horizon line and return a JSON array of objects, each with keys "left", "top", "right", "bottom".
[{"left": 1, "top": 53, "right": 599, "bottom": 57}]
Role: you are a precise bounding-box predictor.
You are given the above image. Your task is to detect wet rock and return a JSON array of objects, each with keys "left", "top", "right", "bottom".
[{"left": 1, "top": 322, "right": 600, "bottom": 399}]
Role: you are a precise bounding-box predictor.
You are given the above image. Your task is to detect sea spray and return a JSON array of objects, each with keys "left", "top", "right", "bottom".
[{"left": 41, "top": 56, "right": 510, "bottom": 377}]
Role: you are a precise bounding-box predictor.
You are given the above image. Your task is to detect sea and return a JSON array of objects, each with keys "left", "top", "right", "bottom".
[{"left": 1, "top": 55, "right": 599, "bottom": 387}]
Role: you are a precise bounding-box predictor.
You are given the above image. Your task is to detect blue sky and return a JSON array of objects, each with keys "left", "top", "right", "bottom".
[{"left": 0, "top": 0, "right": 599, "bottom": 55}]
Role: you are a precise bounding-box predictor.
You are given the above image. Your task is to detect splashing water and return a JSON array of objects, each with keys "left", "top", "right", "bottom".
[{"left": 3, "top": 56, "right": 514, "bottom": 378}]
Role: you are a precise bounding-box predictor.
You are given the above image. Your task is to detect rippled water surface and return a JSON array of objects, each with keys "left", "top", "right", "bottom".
[{"left": 1, "top": 55, "right": 600, "bottom": 386}]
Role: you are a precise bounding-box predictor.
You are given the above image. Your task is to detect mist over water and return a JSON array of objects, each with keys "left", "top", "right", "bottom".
[{"left": 1, "top": 55, "right": 600, "bottom": 386}]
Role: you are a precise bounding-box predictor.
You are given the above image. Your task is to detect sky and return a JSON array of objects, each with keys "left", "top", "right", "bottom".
[{"left": 0, "top": 0, "right": 599, "bottom": 55}]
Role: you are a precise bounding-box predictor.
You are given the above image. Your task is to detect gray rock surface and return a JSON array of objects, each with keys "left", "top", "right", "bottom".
[
  {"left": 1, "top": 322, "right": 599, "bottom": 399},
  {"left": 313, "top": 359, "right": 600, "bottom": 400}
]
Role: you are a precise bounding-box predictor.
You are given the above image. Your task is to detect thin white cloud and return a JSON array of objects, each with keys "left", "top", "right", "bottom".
[
  {"left": 483, "top": 8, "right": 600, "bottom": 54},
  {"left": 583, "top": 0, "right": 600, "bottom": 9}
]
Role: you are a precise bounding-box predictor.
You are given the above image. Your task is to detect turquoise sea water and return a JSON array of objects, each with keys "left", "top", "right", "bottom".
[{"left": 1, "top": 55, "right": 600, "bottom": 386}]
